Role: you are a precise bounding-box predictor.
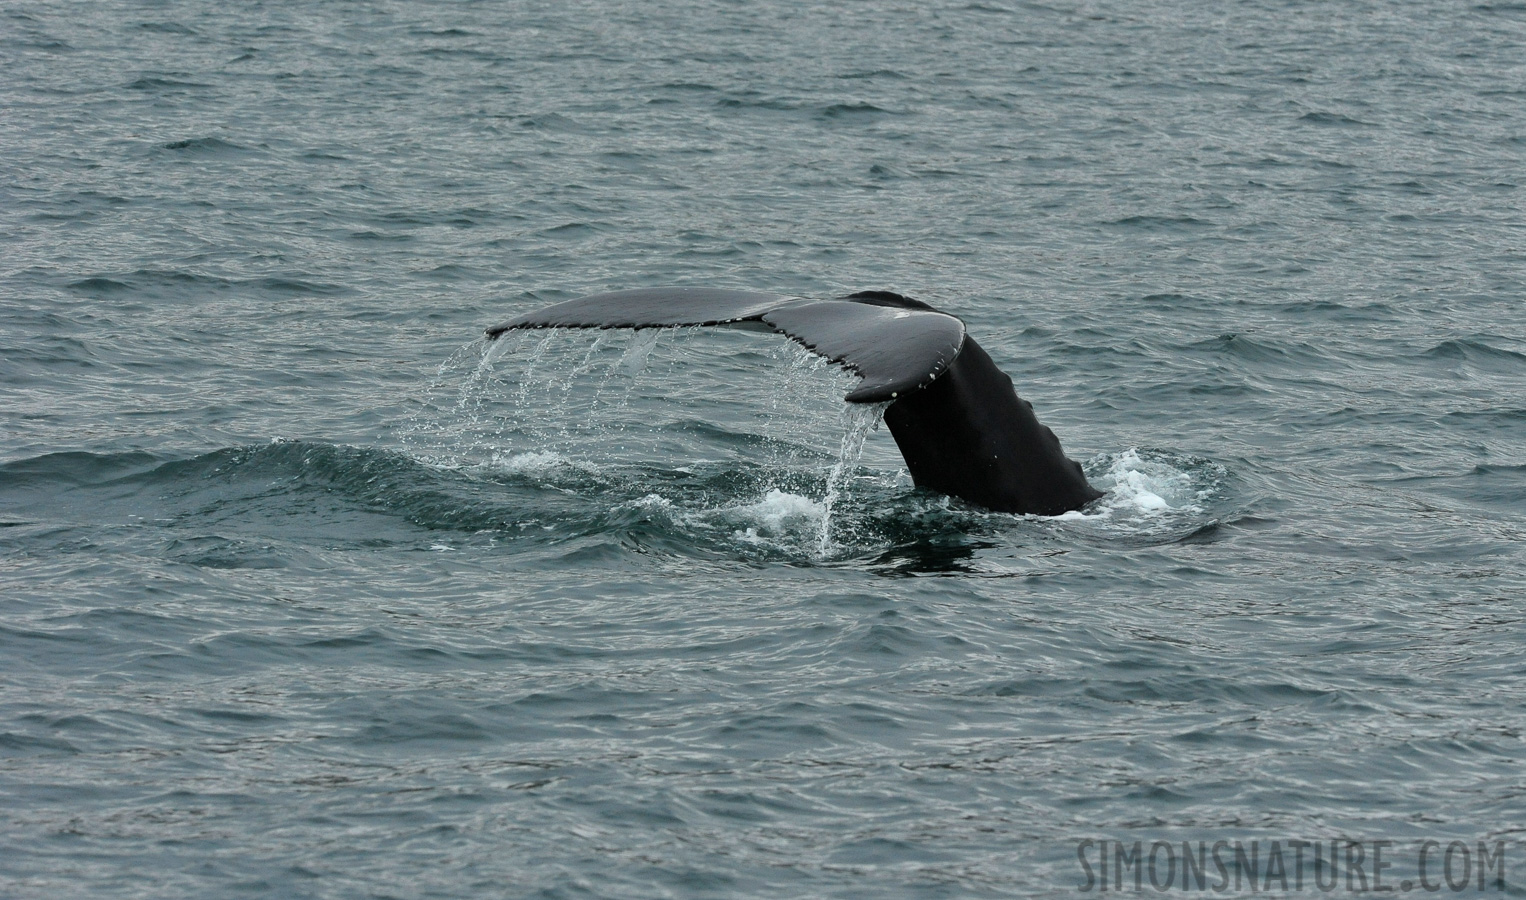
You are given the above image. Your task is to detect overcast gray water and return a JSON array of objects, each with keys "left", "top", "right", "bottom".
[{"left": 3, "top": 1, "right": 1526, "bottom": 897}]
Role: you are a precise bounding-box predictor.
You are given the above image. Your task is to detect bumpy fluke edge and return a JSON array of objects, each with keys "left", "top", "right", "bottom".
[{"left": 486, "top": 287, "right": 965, "bottom": 403}]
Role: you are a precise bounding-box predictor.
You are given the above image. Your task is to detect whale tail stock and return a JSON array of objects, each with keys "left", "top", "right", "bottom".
[{"left": 487, "top": 287, "right": 1103, "bottom": 515}]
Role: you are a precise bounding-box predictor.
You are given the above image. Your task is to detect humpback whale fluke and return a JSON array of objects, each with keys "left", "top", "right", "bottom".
[{"left": 487, "top": 287, "right": 1103, "bottom": 516}]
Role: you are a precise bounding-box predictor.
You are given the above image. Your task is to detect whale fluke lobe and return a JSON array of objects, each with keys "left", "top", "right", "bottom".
[
  {"left": 486, "top": 287, "right": 1102, "bottom": 515},
  {"left": 488, "top": 287, "right": 966, "bottom": 403},
  {"left": 759, "top": 299, "right": 965, "bottom": 402},
  {"left": 487, "top": 287, "right": 792, "bottom": 334}
]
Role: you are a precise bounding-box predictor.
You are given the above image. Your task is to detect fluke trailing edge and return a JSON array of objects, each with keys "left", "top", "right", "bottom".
[{"left": 487, "top": 287, "right": 1103, "bottom": 516}]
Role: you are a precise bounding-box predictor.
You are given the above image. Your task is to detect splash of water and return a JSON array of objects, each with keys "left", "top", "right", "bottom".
[
  {"left": 515, "top": 330, "right": 561, "bottom": 406},
  {"left": 816, "top": 401, "right": 887, "bottom": 556},
  {"left": 455, "top": 333, "right": 522, "bottom": 444},
  {"left": 1056, "top": 448, "right": 1223, "bottom": 529},
  {"left": 722, "top": 489, "right": 824, "bottom": 547},
  {"left": 402, "top": 325, "right": 897, "bottom": 557},
  {"left": 619, "top": 328, "right": 662, "bottom": 376},
  {"left": 561, "top": 333, "right": 608, "bottom": 392},
  {"left": 397, "top": 336, "right": 498, "bottom": 464},
  {"left": 592, "top": 328, "right": 665, "bottom": 429}
]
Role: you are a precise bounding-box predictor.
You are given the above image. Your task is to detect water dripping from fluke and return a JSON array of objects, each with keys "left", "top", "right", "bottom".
[
  {"left": 816, "top": 401, "right": 887, "bottom": 557},
  {"left": 397, "top": 322, "right": 893, "bottom": 558}
]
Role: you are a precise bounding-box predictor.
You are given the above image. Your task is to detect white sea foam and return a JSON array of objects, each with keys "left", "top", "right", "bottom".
[
  {"left": 487, "top": 450, "right": 607, "bottom": 482},
  {"left": 490, "top": 450, "right": 567, "bottom": 475},
  {"left": 714, "top": 489, "right": 825, "bottom": 545},
  {"left": 1058, "top": 448, "right": 1208, "bottom": 522},
  {"left": 626, "top": 493, "right": 674, "bottom": 512}
]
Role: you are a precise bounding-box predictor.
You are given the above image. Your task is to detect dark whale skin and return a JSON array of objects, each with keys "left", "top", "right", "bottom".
[{"left": 882, "top": 336, "right": 1102, "bottom": 515}]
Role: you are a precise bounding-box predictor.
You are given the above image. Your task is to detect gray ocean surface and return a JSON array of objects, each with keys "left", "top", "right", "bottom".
[{"left": 4, "top": 1, "right": 1525, "bottom": 897}]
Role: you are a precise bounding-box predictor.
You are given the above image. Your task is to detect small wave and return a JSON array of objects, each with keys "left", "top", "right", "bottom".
[
  {"left": 63, "top": 269, "right": 346, "bottom": 300},
  {"left": 1422, "top": 338, "right": 1526, "bottom": 370},
  {"left": 715, "top": 95, "right": 798, "bottom": 112},
  {"left": 820, "top": 102, "right": 893, "bottom": 118},
  {"left": 15, "top": 442, "right": 832, "bottom": 560},
  {"left": 407, "top": 27, "right": 477, "bottom": 37},
  {"left": 1297, "top": 111, "right": 1374, "bottom": 127},
  {"left": 257, "top": 277, "right": 349, "bottom": 297},
  {"left": 837, "top": 69, "right": 908, "bottom": 81},
  {"left": 126, "top": 76, "right": 207, "bottom": 91},
  {"left": 1105, "top": 215, "right": 1213, "bottom": 230},
  {"left": 82, "top": 269, "right": 231, "bottom": 295},
  {"left": 165, "top": 535, "right": 288, "bottom": 570},
  {"left": 506, "top": 112, "right": 589, "bottom": 132},
  {"left": 1392, "top": 462, "right": 1526, "bottom": 510},
  {"left": 656, "top": 81, "right": 719, "bottom": 92},
  {"left": 1185, "top": 332, "right": 1328, "bottom": 366},
  {"left": 159, "top": 137, "right": 254, "bottom": 156},
  {"left": 540, "top": 222, "right": 597, "bottom": 240},
  {"left": 137, "top": 22, "right": 196, "bottom": 35},
  {"left": 0, "top": 449, "right": 165, "bottom": 488},
  {"left": 66, "top": 276, "right": 134, "bottom": 296}
]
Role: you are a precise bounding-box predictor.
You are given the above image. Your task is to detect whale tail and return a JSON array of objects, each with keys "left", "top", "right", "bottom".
[{"left": 488, "top": 288, "right": 1102, "bottom": 515}]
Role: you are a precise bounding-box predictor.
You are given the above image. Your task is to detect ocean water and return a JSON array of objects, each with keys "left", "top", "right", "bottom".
[{"left": 4, "top": 0, "right": 1525, "bottom": 897}]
